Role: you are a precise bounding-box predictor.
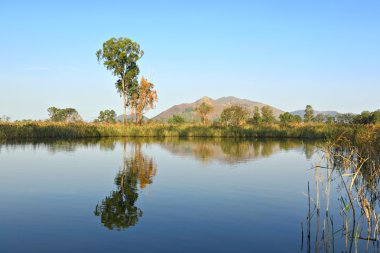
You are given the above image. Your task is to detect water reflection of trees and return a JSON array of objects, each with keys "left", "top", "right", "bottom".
[
  {"left": 94, "top": 142, "right": 157, "bottom": 230},
  {"left": 0, "top": 138, "right": 118, "bottom": 153},
  {"left": 304, "top": 136, "right": 380, "bottom": 253},
  {"left": 160, "top": 138, "right": 318, "bottom": 164},
  {"left": 0, "top": 138, "right": 318, "bottom": 163}
]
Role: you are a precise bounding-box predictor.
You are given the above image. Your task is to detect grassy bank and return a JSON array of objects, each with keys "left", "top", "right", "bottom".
[{"left": 1, "top": 122, "right": 379, "bottom": 141}]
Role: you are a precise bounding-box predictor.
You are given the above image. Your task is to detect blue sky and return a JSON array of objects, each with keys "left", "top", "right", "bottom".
[{"left": 0, "top": 0, "right": 379, "bottom": 120}]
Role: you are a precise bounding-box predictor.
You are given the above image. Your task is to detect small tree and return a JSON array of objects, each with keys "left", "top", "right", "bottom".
[
  {"left": 0, "top": 115, "right": 11, "bottom": 122},
  {"left": 326, "top": 115, "right": 335, "bottom": 124},
  {"left": 353, "top": 111, "right": 372, "bottom": 124},
  {"left": 168, "top": 115, "right": 186, "bottom": 124},
  {"left": 261, "top": 106, "right": 275, "bottom": 123},
  {"left": 250, "top": 106, "right": 261, "bottom": 124},
  {"left": 336, "top": 113, "right": 355, "bottom": 124},
  {"left": 314, "top": 113, "right": 326, "bottom": 123},
  {"left": 132, "top": 77, "right": 158, "bottom": 125},
  {"left": 353, "top": 110, "right": 380, "bottom": 124},
  {"left": 195, "top": 102, "right": 213, "bottom": 125},
  {"left": 304, "top": 105, "right": 314, "bottom": 123},
  {"left": 293, "top": 115, "right": 302, "bottom": 123},
  {"left": 370, "top": 110, "right": 380, "bottom": 124},
  {"left": 279, "top": 112, "right": 293, "bottom": 125},
  {"left": 97, "top": 110, "right": 117, "bottom": 123},
  {"left": 220, "top": 105, "right": 249, "bottom": 127},
  {"left": 48, "top": 107, "right": 82, "bottom": 122},
  {"left": 96, "top": 37, "right": 144, "bottom": 125}
]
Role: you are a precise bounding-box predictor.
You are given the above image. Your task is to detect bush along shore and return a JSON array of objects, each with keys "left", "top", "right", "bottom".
[{"left": 0, "top": 122, "right": 379, "bottom": 141}]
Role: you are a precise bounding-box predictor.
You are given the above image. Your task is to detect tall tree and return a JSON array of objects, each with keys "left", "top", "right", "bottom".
[
  {"left": 304, "top": 105, "right": 314, "bottom": 123},
  {"left": 96, "top": 37, "right": 144, "bottom": 124},
  {"left": 252, "top": 106, "right": 261, "bottom": 124},
  {"left": 195, "top": 102, "right": 213, "bottom": 125},
  {"left": 132, "top": 77, "right": 158, "bottom": 125}
]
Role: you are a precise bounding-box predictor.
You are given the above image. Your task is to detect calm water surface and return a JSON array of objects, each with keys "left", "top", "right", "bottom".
[{"left": 0, "top": 138, "right": 375, "bottom": 252}]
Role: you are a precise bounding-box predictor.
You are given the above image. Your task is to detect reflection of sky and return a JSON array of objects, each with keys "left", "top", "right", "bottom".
[{"left": 0, "top": 139, "right": 348, "bottom": 252}]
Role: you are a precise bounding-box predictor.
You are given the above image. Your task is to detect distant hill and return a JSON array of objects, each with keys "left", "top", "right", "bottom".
[
  {"left": 152, "top": 96, "right": 284, "bottom": 122},
  {"left": 290, "top": 110, "right": 339, "bottom": 119}
]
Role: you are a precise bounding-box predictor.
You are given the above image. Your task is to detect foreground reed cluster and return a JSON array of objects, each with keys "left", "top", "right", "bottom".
[{"left": 304, "top": 129, "right": 380, "bottom": 252}]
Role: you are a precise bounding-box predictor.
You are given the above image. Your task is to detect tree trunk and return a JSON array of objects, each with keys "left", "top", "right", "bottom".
[
  {"left": 123, "top": 93, "right": 127, "bottom": 125},
  {"left": 122, "top": 78, "right": 127, "bottom": 125}
]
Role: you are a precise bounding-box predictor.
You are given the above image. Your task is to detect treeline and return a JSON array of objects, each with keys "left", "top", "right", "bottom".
[
  {"left": 166, "top": 103, "right": 380, "bottom": 126},
  {"left": 4, "top": 104, "right": 379, "bottom": 127},
  {"left": 295, "top": 105, "right": 380, "bottom": 125}
]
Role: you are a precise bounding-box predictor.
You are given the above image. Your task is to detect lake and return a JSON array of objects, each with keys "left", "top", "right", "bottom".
[{"left": 0, "top": 138, "right": 378, "bottom": 252}]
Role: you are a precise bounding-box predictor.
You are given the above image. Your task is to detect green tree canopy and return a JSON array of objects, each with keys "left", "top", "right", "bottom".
[
  {"left": 47, "top": 107, "right": 82, "bottom": 122},
  {"left": 248, "top": 106, "right": 261, "bottom": 125},
  {"left": 293, "top": 115, "right": 302, "bottom": 123},
  {"left": 279, "top": 112, "right": 302, "bottom": 125},
  {"left": 326, "top": 115, "right": 335, "bottom": 124},
  {"left": 220, "top": 105, "right": 249, "bottom": 127},
  {"left": 168, "top": 114, "right": 186, "bottom": 124},
  {"left": 314, "top": 113, "right": 326, "bottom": 123},
  {"left": 373, "top": 110, "right": 380, "bottom": 124},
  {"left": 336, "top": 113, "right": 355, "bottom": 124},
  {"left": 279, "top": 112, "right": 293, "bottom": 125},
  {"left": 96, "top": 37, "right": 144, "bottom": 124},
  {"left": 353, "top": 110, "right": 380, "bottom": 124},
  {"left": 97, "top": 110, "right": 117, "bottom": 123},
  {"left": 261, "top": 106, "right": 275, "bottom": 123}
]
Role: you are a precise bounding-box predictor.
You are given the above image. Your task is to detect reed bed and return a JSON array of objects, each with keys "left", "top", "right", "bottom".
[{"left": 0, "top": 121, "right": 378, "bottom": 141}]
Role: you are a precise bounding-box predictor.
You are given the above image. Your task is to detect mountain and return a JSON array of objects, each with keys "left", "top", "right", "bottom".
[
  {"left": 290, "top": 110, "right": 339, "bottom": 118},
  {"left": 152, "top": 96, "right": 284, "bottom": 122}
]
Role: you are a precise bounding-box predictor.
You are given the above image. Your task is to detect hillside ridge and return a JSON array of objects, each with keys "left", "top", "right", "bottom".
[{"left": 153, "top": 96, "right": 284, "bottom": 122}]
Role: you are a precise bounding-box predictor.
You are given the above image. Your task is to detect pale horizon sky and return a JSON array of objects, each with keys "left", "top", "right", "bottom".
[{"left": 0, "top": 0, "right": 379, "bottom": 120}]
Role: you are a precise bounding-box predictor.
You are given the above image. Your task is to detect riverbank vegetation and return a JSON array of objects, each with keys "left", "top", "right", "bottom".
[
  {"left": 305, "top": 124, "right": 380, "bottom": 252},
  {"left": 0, "top": 121, "right": 379, "bottom": 141}
]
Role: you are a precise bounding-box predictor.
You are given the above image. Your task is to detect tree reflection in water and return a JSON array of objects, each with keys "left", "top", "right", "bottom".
[
  {"left": 159, "top": 138, "right": 318, "bottom": 164},
  {"left": 94, "top": 141, "right": 157, "bottom": 230}
]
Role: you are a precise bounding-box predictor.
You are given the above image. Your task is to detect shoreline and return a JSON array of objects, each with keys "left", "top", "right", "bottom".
[{"left": 1, "top": 122, "right": 377, "bottom": 141}]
